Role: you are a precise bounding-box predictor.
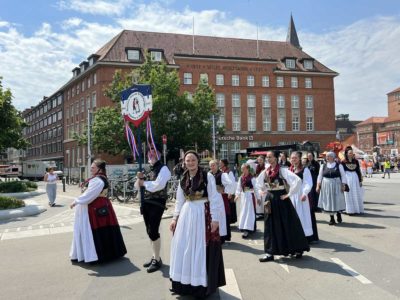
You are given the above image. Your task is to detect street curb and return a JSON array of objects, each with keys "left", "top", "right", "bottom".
[
  {"left": 0, "top": 202, "right": 47, "bottom": 221},
  {"left": 0, "top": 189, "right": 46, "bottom": 199}
]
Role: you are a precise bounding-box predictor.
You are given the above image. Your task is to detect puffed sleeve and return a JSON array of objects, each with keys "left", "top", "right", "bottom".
[
  {"left": 227, "top": 171, "right": 236, "bottom": 194},
  {"left": 74, "top": 177, "right": 104, "bottom": 205},
  {"left": 172, "top": 183, "right": 185, "bottom": 220},
  {"left": 317, "top": 164, "right": 324, "bottom": 184},
  {"left": 302, "top": 168, "right": 313, "bottom": 198},
  {"left": 235, "top": 177, "right": 242, "bottom": 196},
  {"left": 221, "top": 172, "right": 233, "bottom": 194},
  {"left": 143, "top": 166, "right": 171, "bottom": 192},
  {"left": 256, "top": 171, "right": 266, "bottom": 192},
  {"left": 338, "top": 164, "right": 348, "bottom": 184},
  {"left": 280, "top": 168, "right": 301, "bottom": 197},
  {"left": 207, "top": 173, "right": 224, "bottom": 223}
]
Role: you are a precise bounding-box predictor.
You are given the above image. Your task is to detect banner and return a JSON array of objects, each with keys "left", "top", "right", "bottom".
[{"left": 121, "top": 85, "right": 152, "bottom": 128}]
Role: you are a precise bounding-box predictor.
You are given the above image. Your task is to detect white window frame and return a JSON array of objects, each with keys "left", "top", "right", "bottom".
[
  {"left": 276, "top": 76, "right": 284, "bottom": 88},
  {"left": 306, "top": 110, "right": 314, "bottom": 131},
  {"left": 304, "top": 60, "right": 313, "bottom": 70},
  {"left": 291, "top": 77, "right": 298, "bottom": 88},
  {"left": 305, "top": 95, "right": 314, "bottom": 109},
  {"left": 292, "top": 109, "right": 300, "bottom": 131},
  {"left": 150, "top": 51, "right": 162, "bottom": 62},
  {"left": 247, "top": 75, "right": 255, "bottom": 87},
  {"left": 277, "top": 109, "right": 286, "bottom": 131},
  {"left": 216, "top": 93, "right": 225, "bottom": 127},
  {"left": 291, "top": 95, "right": 299, "bottom": 108},
  {"left": 286, "top": 59, "right": 296, "bottom": 69},
  {"left": 127, "top": 49, "right": 140, "bottom": 60},
  {"left": 216, "top": 74, "right": 224, "bottom": 86},
  {"left": 200, "top": 73, "right": 208, "bottom": 84},
  {"left": 277, "top": 95, "right": 285, "bottom": 108},
  {"left": 232, "top": 75, "right": 239, "bottom": 86},
  {"left": 262, "top": 76, "right": 270, "bottom": 87},
  {"left": 262, "top": 95, "right": 271, "bottom": 132},
  {"left": 183, "top": 73, "right": 192, "bottom": 85},
  {"left": 232, "top": 94, "right": 241, "bottom": 132},
  {"left": 305, "top": 77, "right": 312, "bottom": 89}
]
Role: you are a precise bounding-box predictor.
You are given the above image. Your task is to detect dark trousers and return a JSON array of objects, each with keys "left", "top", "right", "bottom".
[{"left": 142, "top": 202, "right": 165, "bottom": 241}]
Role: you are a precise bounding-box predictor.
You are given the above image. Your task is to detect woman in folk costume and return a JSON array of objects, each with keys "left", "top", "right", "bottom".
[
  {"left": 169, "top": 151, "right": 226, "bottom": 298},
  {"left": 70, "top": 159, "right": 127, "bottom": 263},
  {"left": 289, "top": 152, "right": 315, "bottom": 243},
  {"left": 316, "top": 151, "right": 347, "bottom": 225},
  {"left": 209, "top": 159, "right": 232, "bottom": 242},
  {"left": 220, "top": 159, "right": 237, "bottom": 226},
  {"left": 341, "top": 146, "right": 364, "bottom": 215},
  {"left": 235, "top": 163, "right": 260, "bottom": 238},
  {"left": 256, "top": 151, "right": 310, "bottom": 262},
  {"left": 255, "top": 155, "right": 266, "bottom": 220}
]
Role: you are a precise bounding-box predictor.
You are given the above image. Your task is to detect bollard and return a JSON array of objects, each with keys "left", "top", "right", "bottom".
[{"left": 62, "top": 177, "right": 66, "bottom": 192}]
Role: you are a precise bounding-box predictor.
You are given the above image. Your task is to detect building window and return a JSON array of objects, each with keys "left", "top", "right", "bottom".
[
  {"left": 216, "top": 93, "right": 225, "bottom": 128},
  {"left": 87, "top": 77, "right": 91, "bottom": 89},
  {"left": 305, "top": 95, "right": 314, "bottom": 109},
  {"left": 86, "top": 96, "right": 90, "bottom": 111},
  {"left": 93, "top": 73, "right": 97, "bottom": 85},
  {"left": 216, "top": 74, "right": 224, "bottom": 86},
  {"left": 81, "top": 98, "right": 85, "bottom": 113},
  {"left": 232, "top": 94, "right": 241, "bottom": 132},
  {"left": 127, "top": 49, "right": 140, "bottom": 60},
  {"left": 277, "top": 95, "right": 285, "bottom": 108},
  {"left": 262, "top": 95, "right": 271, "bottom": 131},
  {"left": 247, "top": 75, "right": 255, "bottom": 87},
  {"left": 200, "top": 73, "right": 208, "bottom": 84},
  {"left": 220, "top": 143, "right": 228, "bottom": 159},
  {"left": 91, "top": 93, "right": 97, "bottom": 108},
  {"left": 58, "top": 111, "right": 62, "bottom": 120},
  {"left": 291, "top": 77, "right": 298, "bottom": 88},
  {"left": 57, "top": 95, "right": 62, "bottom": 106},
  {"left": 304, "top": 60, "right": 313, "bottom": 70},
  {"left": 276, "top": 76, "right": 284, "bottom": 88},
  {"left": 183, "top": 73, "right": 192, "bottom": 85},
  {"left": 76, "top": 84, "right": 80, "bottom": 95},
  {"left": 278, "top": 109, "right": 286, "bottom": 131},
  {"left": 286, "top": 58, "right": 296, "bottom": 69},
  {"left": 232, "top": 75, "right": 239, "bottom": 86},
  {"left": 75, "top": 102, "right": 79, "bottom": 116},
  {"left": 186, "top": 92, "right": 193, "bottom": 102},
  {"left": 306, "top": 110, "right": 314, "bottom": 131},
  {"left": 291, "top": 95, "right": 299, "bottom": 108},
  {"left": 292, "top": 109, "right": 300, "bottom": 131},
  {"left": 247, "top": 94, "right": 256, "bottom": 131},
  {"left": 151, "top": 51, "right": 162, "bottom": 62},
  {"left": 249, "top": 142, "right": 258, "bottom": 148},
  {"left": 262, "top": 76, "right": 270, "bottom": 87},
  {"left": 305, "top": 78, "right": 312, "bottom": 89}
]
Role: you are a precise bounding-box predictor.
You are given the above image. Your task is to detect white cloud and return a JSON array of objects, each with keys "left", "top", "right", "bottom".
[
  {"left": 0, "top": 21, "right": 10, "bottom": 28},
  {"left": 57, "top": 0, "right": 133, "bottom": 16},
  {"left": 0, "top": 2, "right": 399, "bottom": 121}
]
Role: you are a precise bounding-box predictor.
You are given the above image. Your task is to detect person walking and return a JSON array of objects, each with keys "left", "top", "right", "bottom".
[
  {"left": 316, "top": 152, "right": 347, "bottom": 225},
  {"left": 70, "top": 159, "right": 127, "bottom": 263},
  {"left": 169, "top": 151, "right": 226, "bottom": 298},
  {"left": 257, "top": 151, "right": 309, "bottom": 262},
  {"left": 367, "top": 160, "right": 374, "bottom": 178},
  {"left": 235, "top": 163, "right": 259, "bottom": 238},
  {"left": 44, "top": 167, "right": 58, "bottom": 207},
  {"left": 255, "top": 155, "right": 266, "bottom": 220},
  {"left": 220, "top": 159, "right": 237, "bottom": 228},
  {"left": 382, "top": 158, "right": 391, "bottom": 179},
  {"left": 136, "top": 145, "right": 171, "bottom": 273}
]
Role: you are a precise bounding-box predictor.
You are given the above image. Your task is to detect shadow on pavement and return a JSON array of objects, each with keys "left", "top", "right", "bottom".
[
  {"left": 361, "top": 212, "right": 400, "bottom": 219},
  {"left": 364, "top": 201, "right": 395, "bottom": 206},
  {"left": 281, "top": 255, "right": 353, "bottom": 277},
  {"left": 311, "top": 239, "right": 364, "bottom": 253},
  {"left": 363, "top": 208, "right": 383, "bottom": 212},
  {"left": 318, "top": 220, "right": 386, "bottom": 229},
  {"left": 78, "top": 257, "right": 140, "bottom": 277}
]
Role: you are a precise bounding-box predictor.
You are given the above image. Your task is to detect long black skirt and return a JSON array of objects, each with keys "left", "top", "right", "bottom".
[{"left": 264, "top": 190, "right": 310, "bottom": 255}]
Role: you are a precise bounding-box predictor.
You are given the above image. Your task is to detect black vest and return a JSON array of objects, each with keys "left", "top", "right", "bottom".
[
  {"left": 144, "top": 161, "right": 168, "bottom": 201},
  {"left": 212, "top": 170, "right": 223, "bottom": 188},
  {"left": 322, "top": 163, "right": 340, "bottom": 178}
]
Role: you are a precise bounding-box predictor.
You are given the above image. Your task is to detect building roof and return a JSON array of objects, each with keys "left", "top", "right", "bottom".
[
  {"left": 95, "top": 29, "right": 336, "bottom": 74},
  {"left": 286, "top": 14, "right": 301, "bottom": 50},
  {"left": 356, "top": 117, "right": 387, "bottom": 126},
  {"left": 387, "top": 86, "right": 400, "bottom": 95}
]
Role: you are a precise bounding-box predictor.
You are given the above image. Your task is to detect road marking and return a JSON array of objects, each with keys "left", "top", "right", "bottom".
[
  {"left": 60, "top": 223, "right": 65, "bottom": 227},
  {"left": 219, "top": 268, "right": 242, "bottom": 299},
  {"left": 277, "top": 259, "right": 290, "bottom": 273},
  {"left": 330, "top": 258, "right": 372, "bottom": 284},
  {"left": 39, "top": 225, "right": 43, "bottom": 229}
]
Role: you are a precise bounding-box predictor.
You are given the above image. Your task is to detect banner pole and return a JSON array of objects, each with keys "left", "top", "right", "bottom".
[{"left": 137, "top": 126, "right": 145, "bottom": 214}]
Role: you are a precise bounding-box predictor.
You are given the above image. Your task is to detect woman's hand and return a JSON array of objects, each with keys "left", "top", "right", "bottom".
[
  {"left": 301, "top": 195, "right": 307, "bottom": 202},
  {"left": 316, "top": 184, "right": 321, "bottom": 193},
  {"left": 169, "top": 219, "right": 177, "bottom": 232},
  {"left": 234, "top": 196, "right": 239, "bottom": 202},
  {"left": 211, "top": 221, "right": 219, "bottom": 233},
  {"left": 341, "top": 184, "right": 346, "bottom": 192},
  {"left": 280, "top": 194, "right": 289, "bottom": 200},
  {"left": 70, "top": 202, "right": 76, "bottom": 209}
]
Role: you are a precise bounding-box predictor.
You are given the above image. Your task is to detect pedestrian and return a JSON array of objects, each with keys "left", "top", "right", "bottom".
[
  {"left": 169, "top": 150, "right": 226, "bottom": 298},
  {"left": 136, "top": 144, "right": 171, "bottom": 273},
  {"left": 44, "top": 167, "right": 58, "bottom": 207},
  {"left": 306, "top": 151, "right": 320, "bottom": 242},
  {"left": 316, "top": 151, "right": 347, "bottom": 225},
  {"left": 257, "top": 151, "right": 309, "bottom": 262},
  {"left": 255, "top": 155, "right": 266, "bottom": 220},
  {"left": 279, "top": 151, "right": 291, "bottom": 168},
  {"left": 367, "top": 160, "right": 373, "bottom": 178},
  {"left": 235, "top": 163, "right": 260, "bottom": 238},
  {"left": 220, "top": 159, "right": 238, "bottom": 227},
  {"left": 289, "top": 152, "right": 315, "bottom": 243},
  {"left": 70, "top": 159, "right": 127, "bottom": 263},
  {"left": 360, "top": 158, "right": 367, "bottom": 178},
  {"left": 382, "top": 158, "right": 391, "bottom": 179},
  {"left": 209, "top": 159, "right": 231, "bottom": 242},
  {"left": 341, "top": 146, "right": 364, "bottom": 215}
]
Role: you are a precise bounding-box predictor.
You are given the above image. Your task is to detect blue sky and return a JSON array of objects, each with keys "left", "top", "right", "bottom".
[{"left": 1, "top": 0, "right": 400, "bottom": 119}]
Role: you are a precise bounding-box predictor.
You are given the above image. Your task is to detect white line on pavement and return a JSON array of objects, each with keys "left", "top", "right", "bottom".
[
  {"left": 4, "top": 229, "right": 9, "bottom": 233},
  {"left": 330, "top": 257, "right": 372, "bottom": 284},
  {"left": 219, "top": 268, "right": 243, "bottom": 300},
  {"left": 277, "top": 260, "right": 290, "bottom": 273}
]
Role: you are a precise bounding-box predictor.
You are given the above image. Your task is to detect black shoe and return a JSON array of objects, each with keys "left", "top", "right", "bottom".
[
  {"left": 337, "top": 213, "right": 342, "bottom": 223},
  {"left": 329, "top": 216, "right": 336, "bottom": 225},
  {"left": 259, "top": 254, "right": 274, "bottom": 262},
  {"left": 143, "top": 258, "right": 154, "bottom": 268},
  {"left": 242, "top": 231, "right": 249, "bottom": 239},
  {"left": 147, "top": 258, "right": 162, "bottom": 273},
  {"left": 295, "top": 252, "right": 303, "bottom": 259},
  {"left": 51, "top": 203, "right": 56, "bottom": 207}
]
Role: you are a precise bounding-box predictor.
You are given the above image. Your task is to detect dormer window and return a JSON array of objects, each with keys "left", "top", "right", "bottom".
[
  {"left": 303, "top": 59, "right": 313, "bottom": 70},
  {"left": 127, "top": 49, "right": 140, "bottom": 61},
  {"left": 72, "top": 67, "right": 80, "bottom": 77},
  {"left": 151, "top": 51, "right": 162, "bottom": 62},
  {"left": 285, "top": 58, "right": 296, "bottom": 69}
]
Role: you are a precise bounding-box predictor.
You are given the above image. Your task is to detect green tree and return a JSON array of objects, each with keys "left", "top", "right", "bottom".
[{"left": 0, "top": 77, "right": 28, "bottom": 152}]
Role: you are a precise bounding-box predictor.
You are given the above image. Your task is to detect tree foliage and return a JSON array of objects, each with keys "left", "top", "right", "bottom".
[
  {"left": 77, "top": 55, "right": 222, "bottom": 161},
  {"left": 0, "top": 77, "right": 28, "bottom": 152}
]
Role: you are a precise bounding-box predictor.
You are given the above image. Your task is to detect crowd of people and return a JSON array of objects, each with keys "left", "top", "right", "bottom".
[{"left": 68, "top": 145, "right": 369, "bottom": 298}]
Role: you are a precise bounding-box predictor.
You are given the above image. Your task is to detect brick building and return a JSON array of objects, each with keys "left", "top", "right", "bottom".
[
  {"left": 61, "top": 16, "right": 337, "bottom": 170},
  {"left": 356, "top": 87, "right": 400, "bottom": 156}
]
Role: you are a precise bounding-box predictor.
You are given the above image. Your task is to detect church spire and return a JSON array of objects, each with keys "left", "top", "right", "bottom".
[{"left": 286, "top": 14, "right": 302, "bottom": 50}]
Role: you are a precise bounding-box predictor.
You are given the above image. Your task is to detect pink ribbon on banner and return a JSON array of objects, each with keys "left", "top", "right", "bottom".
[
  {"left": 146, "top": 117, "right": 160, "bottom": 160},
  {"left": 125, "top": 122, "right": 139, "bottom": 160}
]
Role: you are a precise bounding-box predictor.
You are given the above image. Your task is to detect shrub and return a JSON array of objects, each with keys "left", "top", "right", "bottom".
[
  {"left": 0, "top": 181, "right": 38, "bottom": 193},
  {"left": 0, "top": 196, "right": 25, "bottom": 210}
]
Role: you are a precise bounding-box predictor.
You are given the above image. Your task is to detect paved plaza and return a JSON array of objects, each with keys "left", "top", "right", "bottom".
[{"left": 1, "top": 174, "right": 399, "bottom": 300}]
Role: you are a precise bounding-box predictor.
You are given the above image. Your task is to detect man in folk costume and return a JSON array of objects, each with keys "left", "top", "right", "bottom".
[{"left": 136, "top": 143, "right": 171, "bottom": 273}]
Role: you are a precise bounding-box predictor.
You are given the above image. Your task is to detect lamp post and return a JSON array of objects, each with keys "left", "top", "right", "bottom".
[{"left": 65, "top": 149, "right": 70, "bottom": 184}]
